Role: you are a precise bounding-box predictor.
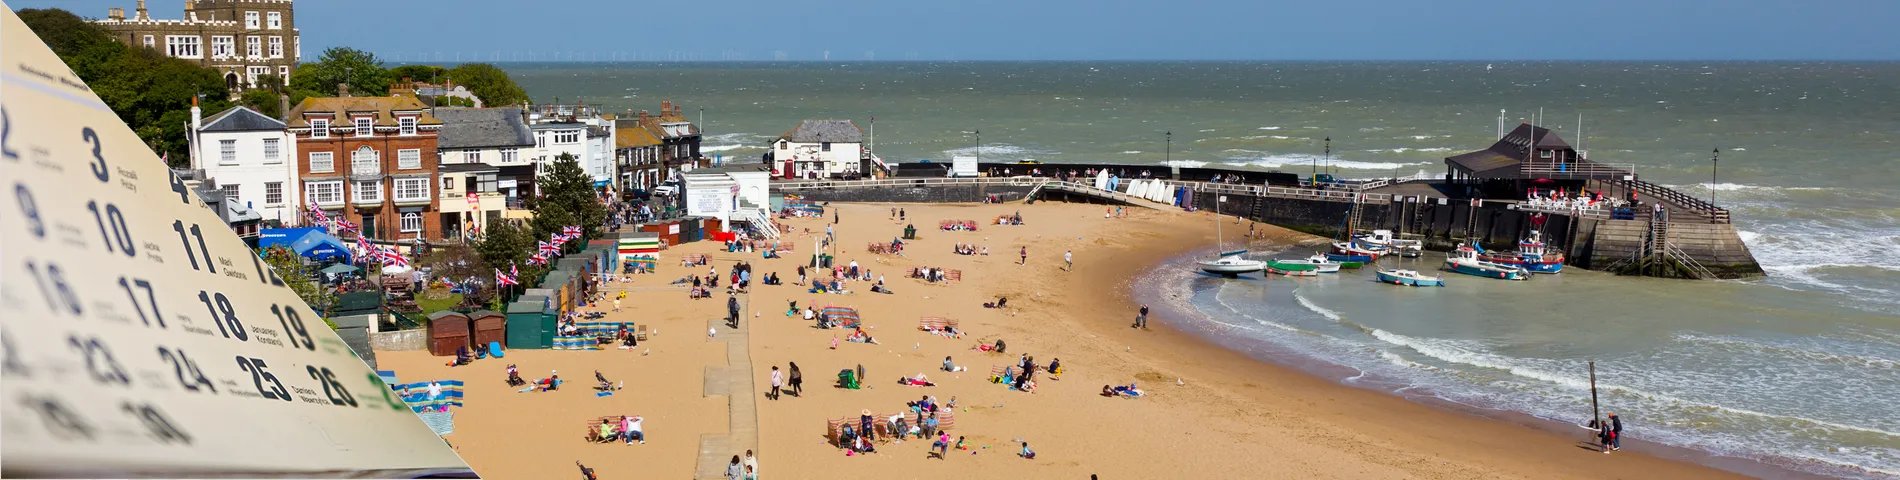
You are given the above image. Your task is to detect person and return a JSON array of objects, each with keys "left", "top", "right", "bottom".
[
  {"left": 624, "top": 415, "right": 644, "bottom": 444},
  {"left": 426, "top": 381, "right": 443, "bottom": 400},
  {"left": 942, "top": 356, "right": 955, "bottom": 372},
  {"left": 1020, "top": 246, "right": 1027, "bottom": 265},
  {"left": 789, "top": 362, "right": 804, "bottom": 397},
  {"left": 725, "top": 455, "right": 743, "bottom": 480},
  {"left": 924, "top": 412, "right": 941, "bottom": 439},
  {"left": 890, "top": 207, "right": 896, "bottom": 219},
  {"left": 1134, "top": 304, "right": 1149, "bottom": 329},
  {"left": 743, "top": 465, "right": 756, "bottom": 480},
  {"left": 859, "top": 409, "right": 877, "bottom": 442},
  {"left": 900, "top": 208, "right": 906, "bottom": 221},
  {"left": 931, "top": 431, "right": 951, "bottom": 458},
  {"left": 612, "top": 295, "right": 622, "bottom": 312},
  {"left": 955, "top": 435, "right": 967, "bottom": 451},
  {"left": 596, "top": 418, "right": 620, "bottom": 443},
  {"left": 1019, "top": 441, "right": 1036, "bottom": 459},
  {"left": 1102, "top": 385, "right": 1117, "bottom": 397},
  {"left": 577, "top": 460, "right": 597, "bottom": 480},
  {"left": 743, "top": 450, "right": 759, "bottom": 477},
  {"left": 727, "top": 295, "right": 741, "bottom": 327},
  {"left": 1609, "top": 413, "right": 1623, "bottom": 451},
  {"left": 1048, "top": 357, "right": 1062, "bottom": 377},
  {"left": 1065, "top": 250, "right": 1073, "bottom": 271},
  {"left": 769, "top": 365, "right": 783, "bottom": 400}
]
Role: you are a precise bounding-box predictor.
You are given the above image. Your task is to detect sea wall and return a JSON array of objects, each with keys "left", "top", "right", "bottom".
[
  {"left": 371, "top": 329, "right": 428, "bottom": 352},
  {"left": 787, "top": 184, "right": 1038, "bottom": 204}
]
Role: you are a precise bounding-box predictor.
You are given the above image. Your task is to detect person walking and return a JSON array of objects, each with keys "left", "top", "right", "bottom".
[
  {"left": 728, "top": 294, "right": 742, "bottom": 328},
  {"left": 743, "top": 450, "right": 759, "bottom": 477},
  {"left": 769, "top": 366, "right": 783, "bottom": 400},
  {"left": 1020, "top": 246, "right": 1028, "bottom": 265},
  {"left": 725, "top": 455, "right": 743, "bottom": 480},
  {"left": 1609, "top": 413, "right": 1622, "bottom": 451},
  {"left": 1134, "top": 304, "right": 1149, "bottom": 329},
  {"left": 900, "top": 208, "right": 906, "bottom": 221},
  {"left": 788, "top": 362, "right": 803, "bottom": 397},
  {"left": 1598, "top": 417, "right": 1615, "bottom": 453},
  {"left": 1064, "top": 250, "right": 1073, "bottom": 271}
]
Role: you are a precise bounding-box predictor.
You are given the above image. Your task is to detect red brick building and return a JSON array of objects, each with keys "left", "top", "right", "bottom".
[{"left": 287, "top": 89, "right": 445, "bottom": 241}]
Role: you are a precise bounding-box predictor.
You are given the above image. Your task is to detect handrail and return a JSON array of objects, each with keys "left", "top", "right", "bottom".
[
  {"left": 1613, "top": 178, "right": 1730, "bottom": 224},
  {"left": 1508, "top": 201, "right": 1612, "bottom": 220}
]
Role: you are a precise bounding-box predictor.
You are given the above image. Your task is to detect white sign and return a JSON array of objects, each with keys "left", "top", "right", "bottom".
[
  {"left": 0, "top": 10, "right": 473, "bottom": 477},
  {"left": 669, "top": 224, "right": 681, "bottom": 235},
  {"left": 686, "top": 188, "right": 730, "bottom": 217},
  {"left": 1218, "top": 195, "right": 1227, "bottom": 203}
]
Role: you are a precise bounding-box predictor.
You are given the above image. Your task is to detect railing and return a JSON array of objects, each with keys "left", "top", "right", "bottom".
[
  {"left": 775, "top": 176, "right": 1044, "bottom": 190},
  {"left": 1521, "top": 161, "right": 1637, "bottom": 180},
  {"left": 1037, "top": 180, "right": 1163, "bottom": 207},
  {"left": 1260, "top": 185, "right": 1392, "bottom": 203},
  {"left": 1663, "top": 243, "right": 1718, "bottom": 280},
  {"left": 1613, "top": 178, "right": 1730, "bottom": 224},
  {"left": 1507, "top": 200, "right": 1614, "bottom": 220},
  {"left": 1354, "top": 171, "right": 1436, "bottom": 191}
]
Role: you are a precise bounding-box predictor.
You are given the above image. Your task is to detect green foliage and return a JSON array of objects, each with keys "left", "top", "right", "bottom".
[
  {"left": 447, "top": 63, "right": 530, "bottom": 106},
  {"left": 261, "top": 247, "right": 339, "bottom": 329},
  {"left": 476, "top": 221, "right": 531, "bottom": 271},
  {"left": 239, "top": 89, "right": 284, "bottom": 119},
  {"left": 533, "top": 153, "right": 607, "bottom": 242},
  {"left": 288, "top": 47, "right": 392, "bottom": 98},
  {"left": 20, "top": 8, "right": 233, "bottom": 165},
  {"left": 389, "top": 64, "right": 448, "bottom": 83}
]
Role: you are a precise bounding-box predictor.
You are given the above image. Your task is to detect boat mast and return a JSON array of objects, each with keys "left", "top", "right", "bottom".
[{"left": 1215, "top": 195, "right": 1224, "bottom": 253}]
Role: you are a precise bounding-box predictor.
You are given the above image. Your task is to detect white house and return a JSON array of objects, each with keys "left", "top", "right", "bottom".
[
  {"left": 772, "top": 119, "right": 865, "bottom": 179},
  {"left": 433, "top": 107, "right": 535, "bottom": 207},
  {"left": 190, "top": 104, "right": 299, "bottom": 224},
  {"left": 682, "top": 163, "right": 776, "bottom": 236}
]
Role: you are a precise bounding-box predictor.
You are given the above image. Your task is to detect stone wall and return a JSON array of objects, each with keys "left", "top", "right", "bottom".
[
  {"left": 370, "top": 328, "right": 428, "bottom": 352},
  {"left": 787, "top": 184, "right": 1037, "bottom": 204}
]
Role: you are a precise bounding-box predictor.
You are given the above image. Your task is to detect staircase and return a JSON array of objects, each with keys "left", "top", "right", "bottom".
[
  {"left": 1410, "top": 199, "right": 1428, "bottom": 235},
  {"left": 1645, "top": 212, "right": 1668, "bottom": 276},
  {"left": 735, "top": 207, "right": 779, "bottom": 239}
]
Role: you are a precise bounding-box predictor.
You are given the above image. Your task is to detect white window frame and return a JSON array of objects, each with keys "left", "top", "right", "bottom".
[
  {"left": 294, "top": 36, "right": 301, "bottom": 59},
  {"left": 400, "top": 212, "right": 422, "bottom": 233},
  {"left": 265, "top": 181, "right": 284, "bottom": 205},
  {"left": 308, "top": 151, "right": 334, "bottom": 173},
  {"left": 305, "top": 180, "right": 343, "bottom": 205},
  {"left": 220, "top": 184, "right": 240, "bottom": 200},
  {"left": 218, "top": 139, "right": 238, "bottom": 165},
  {"left": 267, "top": 11, "right": 282, "bottom": 29},
  {"left": 211, "top": 36, "right": 234, "bottom": 59},
  {"left": 355, "top": 117, "right": 373, "bottom": 137},
  {"left": 309, "top": 118, "right": 329, "bottom": 138},
  {"left": 555, "top": 131, "right": 579, "bottom": 144},
  {"left": 245, "top": 11, "right": 260, "bottom": 29},
  {"left": 399, "top": 117, "right": 417, "bottom": 136},
  {"left": 263, "top": 138, "right": 281, "bottom": 163},
  {"left": 247, "top": 66, "right": 268, "bottom": 88},
  {"left": 279, "top": 66, "right": 289, "bottom": 85},
  {"left": 397, "top": 149, "right": 422, "bottom": 170},
  {"left": 501, "top": 148, "right": 519, "bottom": 163},
  {"left": 246, "top": 36, "right": 261, "bottom": 58},
  {"left": 1539, "top": 150, "right": 1554, "bottom": 159},
  {"left": 268, "top": 36, "right": 283, "bottom": 59},
  {"left": 394, "top": 178, "right": 429, "bottom": 202},
  {"left": 165, "top": 35, "right": 202, "bottom": 59},
  {"left": 353, "top": 180, "right": 383, "bottom": 203},
  {"left": 142, "top": 35, "right": 155, "bottom": 48},
  {"left": 351, "top": 146, "right": 380, "bottom": 175}
]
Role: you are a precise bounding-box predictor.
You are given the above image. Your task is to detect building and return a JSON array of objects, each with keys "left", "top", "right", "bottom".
[
  {"left": 681, "top": 162, "right": 774, "bottom": 235},
  {"left": 637, "top": 101, "right": 702, "bottom": 179},
  {"left": 433, "top": 107, "right": 535, "bottom": 207},
  {"left": 286, "top": 88, "right": 444, "bottom": 241},
  {"left": 187, "top": 102, "right": 299, "bottom": 225},
  {"left": 1443, "top": 122, "right": 1625, "bottom": 199},
  {"left": 524, "top": 103, "right": 617, "bottom": 191},
  {"left": 92, "top": 0, "right": 301, "bottom": 92},
  {"left": 437, "top": 163, "right": 505, "bottom": 242},
  {"left": 390, "top": 77, "right": 483, "bottom": 108},
  {"left": 771, "top": 119, "right": 866, "bottom": 179},
  {"left": 614, "top": 114, "right": 664, "bottom": 192}
]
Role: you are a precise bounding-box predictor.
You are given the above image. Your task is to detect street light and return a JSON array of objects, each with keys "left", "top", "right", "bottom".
[
  {"left": 1325, "top": 136, "right": 1333, "bottom": 177},
  {"left": 1710, "top": 147, "right": 1720, "bottom": 208},
  {"left": 1165, "top": 131, "right": 1172, "bottom": 165},
  {"left": 974, "top": 129, "right": 981, "bottom": 160}
]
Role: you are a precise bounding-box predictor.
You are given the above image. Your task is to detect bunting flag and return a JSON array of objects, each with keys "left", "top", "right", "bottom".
[
  {"left": 538, "top": 241, "right": 557, "bottom": 255},
  {"left": 527, "top": 253, "right": 548, "bottom": 266},
  {"left": 495, "top": 268, "right": 519, "bottom": 287},
  {"left": 563, "top": 225, "right": 583, "bottom": 238},
  {"left": 510, "top": 265, "right": 520, "bottom": 279},
  {"left": 356, "top": 235, "right": 374, "bottom": 261}
]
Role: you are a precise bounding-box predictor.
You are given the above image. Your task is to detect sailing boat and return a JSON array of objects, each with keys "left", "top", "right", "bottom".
[{"left": 1196, "top": 195, "right": 1266, "bottom": 277}]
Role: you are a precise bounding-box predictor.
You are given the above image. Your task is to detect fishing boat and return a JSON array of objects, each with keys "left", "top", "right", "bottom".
[
  {"left": 1354, "top": 230, "right": 1424, "bottom": 258},
  {"left": 1444, "top": 244, "right": 1530, "bottom": 280},
  {"left": 1477, "top": 229, "right": 1565, "bottom": 273},
  {"left": 1327, "top": 241, "right": 1383, "bottom": 264},
  {"left": 1195, "top": 195, "right": 1265, "bottom": 277},
  {"left": 1375, "top": 269, "right": 1445, "bottom": 287},
  {"left": 1266, "top": 256, "right": 1341, "bottom": 274}
]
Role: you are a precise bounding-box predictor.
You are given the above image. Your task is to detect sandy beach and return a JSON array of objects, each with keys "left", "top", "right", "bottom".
[{"left": 377, "top": 200, "right": 1748, "bottom": 479}]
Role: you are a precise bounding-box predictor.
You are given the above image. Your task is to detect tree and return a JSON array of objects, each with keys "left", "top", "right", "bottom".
[
  {"left": 261, "top": 247, "right": 339, "bottom": 329},
  {"left": 534, "top": 153, "right": 607, "bottom": 241},
  {"left": 476, "top": 221, "right": 531, "bottom": 272},
  {"left": 389, "top": 64, "right": 448, "bottom": 83},
  {"left": 288, "top": 47, "right": 392, "bottom": 98},
  {"left": 16, "top": 8, "right": 118, "bottom": 58},
  {"left": 239, "top": 89, "right": 284, "bottom": 119},
  {"left": 448, "top": 63, "right": 530, "bottom": 106}
]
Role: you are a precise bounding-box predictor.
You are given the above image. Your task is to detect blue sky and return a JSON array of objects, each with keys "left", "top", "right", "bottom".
[{"left": 17, "top": 0, "right": 1900, "bottom": 61}]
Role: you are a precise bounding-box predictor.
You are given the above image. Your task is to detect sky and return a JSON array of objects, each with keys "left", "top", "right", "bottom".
[{"left": 16, "top": 0, "right": 1900, "bottom": 61}]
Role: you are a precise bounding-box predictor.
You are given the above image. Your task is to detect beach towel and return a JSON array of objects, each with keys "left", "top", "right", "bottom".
[
  {"left": 596, "top": 391, "right": 614, "bottom": 397},
  {"left": 417, "top": 411, "right": 454, "bottom": 436}
]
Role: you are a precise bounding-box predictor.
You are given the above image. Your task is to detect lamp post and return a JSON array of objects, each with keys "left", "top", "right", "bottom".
[
  {"left": 1710, "top": 147, "right": 1720, "bottom": 208},
  {"left": 1165, "top": 131, "right": 1172, "bottom": 165},
  {"left": 1325, "top": 136, "right": 1332, "bottom": 177},
  {"left": 974, "top": 129, "right": 981, "bottom": 161}
]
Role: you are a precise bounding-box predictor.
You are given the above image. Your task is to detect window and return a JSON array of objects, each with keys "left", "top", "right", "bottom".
[
  {"left": 822, "top": 142, "right": 832, "bottom": 152},
  {"left": 353, "top": 180, "right": 382, "bottom": 203},
  {"left": 268, "top": 37, "right": 282, "bottom": 58},
  {"left": 245, "top": 11, "right": 260, "bottom": 29},
  {"left": 267, "top": 11, "right": 281, "bottom": 29},
  {"left": 535, "top": 133, "right": 546, "bottom": 148},
  {"left": 308, "top": 151, "right": 334, "bottom": 173},
  {"left": 211, "top": 36, "right": 234, "bottom": 58},
  {"left": 165, "top": 35, "right": 202, "bottom": 58},
  {"left": 1539, "top": 150, "right": 1553, "bottom": 159},
  {"left": 351, "top": 146, "right": 379, "bottom": 174},
  {"left": 395, "top": 178, "right": 429, "bottom": 202},
  {"left": 220, "top": 184, "right": 240, "bottom": 200},
  {"left": 248, "top": 66, "right": 268, "bottom": 87},
  {"left": 305, "top": 180, "right": 342, "bottom": 205},
  {"left": 219, "top": 139, "right": 237, "bottom": 165},
  {"left": 555, "top": 131, "right": 580, "bottom": 144},
  {"left": 247, "top": 36, "right": 261, "bottom": 58},
  {"left": 309, "top": 118, "right": 329, "bottom": 138},
  {"left": 399, "top": 117, "right": 417, "bottom": 136},
  {"left": 279, "top": 66, "right": 289, "bottom": 85},
  {"left": 397, "top": 149, "right": 421, "bottom": 170},
  {"left": 294, "top": 36, "right": 301, "bottom": 59},
  {"left": 501, "top": 148, "right": 519, "bottom": 163},
  {"left": 355, "top": 117, "right": 373, "bottom": 137},
  {"left": 264, "top": 182, "right": 284, "bottom": 205},
  {"left": 400, "top": 212, "right": 422, "bottom": 233},
  {"left": 263, "top": 138, "right": 280, "bottom": 163},
  {"left": 441, "top": 175, "right": 456, "bottom": 193}
]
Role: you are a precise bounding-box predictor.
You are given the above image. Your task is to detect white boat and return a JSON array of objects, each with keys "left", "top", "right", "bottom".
[
  {"left": 1266, "top": 255, "right": 1342, "bottom": 273},
  {"left": 1444, "top": 244, "right": 1530, "bottom": 280},
  {"left": 1197, "top": 195, "right": 1265, "bottom": 277},
  {"left": 1355, "top": 229, "right": 1423, "bottom": 258},
  {"left": 1376, "top": 269, "right": 1445, "bottom": 287}
]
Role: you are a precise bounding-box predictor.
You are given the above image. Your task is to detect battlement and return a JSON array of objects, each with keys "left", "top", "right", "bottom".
[{"left": 95, "top": 17, "right": 241, "bottom": 27}]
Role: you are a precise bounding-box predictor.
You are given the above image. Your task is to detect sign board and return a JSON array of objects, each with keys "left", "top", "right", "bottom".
[
  {"left": 951, "top": 156, "right": 978, "bottom": 178},
  {"left": 465, "top": 192, "right": 478, "bottom": 210},
  {"left": 0, "top": 8, "right": 474, "bottom": 478},
  {"left": 686, "top": 187, "right": 730, "bottom": 217},
  {"left": 669, "top": 224, "right": 681, "bottom": 235}
]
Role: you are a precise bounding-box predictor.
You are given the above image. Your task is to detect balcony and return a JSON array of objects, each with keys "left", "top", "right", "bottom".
[{"left": 352, "top": 187, "right": 384, "bottom": 206}]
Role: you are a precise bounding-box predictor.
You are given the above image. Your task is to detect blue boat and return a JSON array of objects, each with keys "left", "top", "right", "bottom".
[
  {"left": 1326, "top": 241, "right": 1383, "bottom": 264},
  {"left": 1444, "top": 244, "right": 1531, "bottom": 280},
  {"left": 1478, "top": 230, "right": 1565, "bottom": 273},
  {"left": 1376, "top": 269, "right": 1445, "bottom": 287}
]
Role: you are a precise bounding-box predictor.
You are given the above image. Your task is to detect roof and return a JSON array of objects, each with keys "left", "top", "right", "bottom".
[
  {"left": 433, "top": 108, "right": 534, "bottom": 150},
  {"left": 285, "top": 95, "right": 442, "bottom": 129},
  {"left": 200, "top": 106, "right": 286, "bottom": 132},
  {"left": 1445, "top": 149, "right": 1522, "bottom": 178},
  {"left": 691, "top": 162, "right": 775, "bottom": 175},
  {"left": 780, "top": 120, "right": 863, "bottom": 143},
  {"left": 1443, "top": 123, "right": 1574, "bottom": 178},
  {"left": 615, "top": 120, "right": 661, "bottom": 148}
]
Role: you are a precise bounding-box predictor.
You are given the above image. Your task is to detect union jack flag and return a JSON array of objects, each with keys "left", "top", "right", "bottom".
[
  {"left": 308, "top": 205, "right": 330, "bottom": 227},
  {"left": 380, "top": 248, "right": 410, "bottom": 268},
  {"left": 495, "top": 268, "right": 519, "bottom": 287},
  {"left": 335, "top": 219, "right": 359, "bottom": 232},
  {"left": 510, "top": 264, "right": 520, "bottom": 278},
  {"left": 356, "top": 235, "right": 374, "bottom": 260},
  {"left": 538, "top": 241, "right": 558, "bottom": 255},
  {"left": 527, "top": 253, "right": 548, "bottom": 266},
  {"left": 563, "top": 225, "right": 583, "bottom": 238}
]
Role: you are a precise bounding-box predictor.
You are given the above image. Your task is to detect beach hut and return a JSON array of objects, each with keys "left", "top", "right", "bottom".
[
  {"left": 619, "top": 233, "right": 661, "bottom": 272},
  {"left": 507, "top": 296, "right": 554, "bottom": 349},
  {"left": 426, "top": 311, "right": 472, "bottom": 356},
  {"left": 469, "top": 310, "right": 507, "bottom": 349}
]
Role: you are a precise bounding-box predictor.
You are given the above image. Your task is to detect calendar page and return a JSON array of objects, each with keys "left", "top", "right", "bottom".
[{"left": 0, "top": 6, "right": 475, "bottom": 478}]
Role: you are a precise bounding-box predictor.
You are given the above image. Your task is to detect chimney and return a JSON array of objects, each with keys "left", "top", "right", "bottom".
[
  {"left": 279, "top": 94, "right": 291, "bottom": 122},
  {"left": 135, "top": 0, "right": 148, "bottom": 20},
  {"left": 108, "top": 7, "right": 124, "bottom": 20},
  {"left": 639, "top": 110, "right": 649, "bottom": 122},
  {"left": 661, "top": 101, "right": 671, "bottom": 114},
  {"left": 338, "top": 83, "right": 351, "bottom": 98}
]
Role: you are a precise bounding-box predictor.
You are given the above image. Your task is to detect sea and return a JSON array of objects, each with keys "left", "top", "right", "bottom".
[{"left": 503, "top": 62, "right": 1900, "bottom": 478}]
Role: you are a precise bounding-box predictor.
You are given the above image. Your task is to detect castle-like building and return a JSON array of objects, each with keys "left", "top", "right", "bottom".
[{"left": 91, "top": 0, "right": 301, "bottom": 93}]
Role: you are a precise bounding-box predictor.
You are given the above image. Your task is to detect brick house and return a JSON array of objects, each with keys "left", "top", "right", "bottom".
[
  {"left": 287, "top": 88, "right": 444, "bottom": 242},
  {"left": 91, "top": 0, "right": 301, "bottom": 92}
]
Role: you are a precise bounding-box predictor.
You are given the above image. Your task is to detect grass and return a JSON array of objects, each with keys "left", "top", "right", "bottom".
[{"left": 415, "top": 293, "right": 465, "bottom": 317}]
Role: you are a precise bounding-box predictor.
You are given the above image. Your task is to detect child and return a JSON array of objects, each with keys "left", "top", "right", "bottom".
[{"left": 1019, "top": 441, "right": 1035, "bottom": 459}]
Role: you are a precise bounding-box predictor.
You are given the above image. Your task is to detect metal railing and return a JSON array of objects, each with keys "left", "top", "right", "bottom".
[
  {"left": 1507, "top": 201, "right": 1613, "bottom": 220},
  {"left": 1520, "top": 161, "right": 1637, "bottom": 180},
  {"left": 774, "top": 176, "right": 1045, "bottom": 190},
  {"left": 1354, "top": 171, "right": 1436, "bottom": 191},
  {"left": 1611, "top": 178, "right": 1730, "bottom": 224}
]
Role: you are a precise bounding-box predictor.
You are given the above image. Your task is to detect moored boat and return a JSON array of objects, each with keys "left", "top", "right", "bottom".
[
  {"left": 1268, "top": 265, "right": 1318, "bottom": 277},
  {"left": 1199, "top": 249, "right": 1267, "bottom": 277},
  {"left": 1328, "top": 241, "right": 1383, "bottom": 263},
  {"left": 1375, "top": 269, "right": 1445, "bottom": 287},
  {"left": 1477, "top": 229, "right": 1565, "bottom": 273},
  {"left": 1355, "top": 229, "right": 1424, "bottom": 258},
  {"left": 1266, "top": 257, "right": 1341, "bottom": 274},
  {"left": 1444, "top": 244, "right": 1531, "bottom": 280}
]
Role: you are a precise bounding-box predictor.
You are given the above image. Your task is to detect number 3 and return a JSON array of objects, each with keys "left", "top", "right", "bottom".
[{"left": 84, "top": 127, "right": 107, "bottom": 183}]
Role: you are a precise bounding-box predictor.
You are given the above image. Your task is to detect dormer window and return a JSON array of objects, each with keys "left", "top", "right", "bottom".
[
  {"left": 399, "top": 117, "right": 417, "bottom": 136},
  {"left": 309, "top": 118, "right": 329, "bottom": 138},
  {"left": 355, "top": 117, "right": 373, "bottom": 137},
  {"left": 778, "top": 141, "right": 787, "bottom": 150}
]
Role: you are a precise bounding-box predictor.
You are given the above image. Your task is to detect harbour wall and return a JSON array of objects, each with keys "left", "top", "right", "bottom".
[{"left": 784, "top": 183, "right": 1038, "bottom": 204}]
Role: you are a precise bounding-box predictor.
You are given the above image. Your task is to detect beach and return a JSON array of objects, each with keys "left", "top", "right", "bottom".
[{"left": 375, "top": 200, "right": 1761, "bottom": 479}]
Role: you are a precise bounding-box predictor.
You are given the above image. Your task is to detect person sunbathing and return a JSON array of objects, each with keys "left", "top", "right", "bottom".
[
  {"left": 1112, "top": 383, "right": 1144, "bottom": 397},
  {"left": 536, "top": 374, "right": 560, "bottom": 392},
  {"left": 845, "top": 329, "right": 879, "bottom": 345},
  {"left": 900, "top": 373, "right": 936, "bottom": 387}
]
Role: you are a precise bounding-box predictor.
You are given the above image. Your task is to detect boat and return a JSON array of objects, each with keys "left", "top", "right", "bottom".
[
  {"left": 1354, "top": 229, "right": 1424, "bottom": 258},
  {"left": 1443, "top": 244, "right": 1530, "bottom": 280},
  {"left": 1328, "top": 241, "right": 1383, "bottom": 264},
  {"left": 1312, "top": 253, "right": 1363, "bottom": 269},
  {"left": 1196, "top": 196, "right": 1265, "bottom": 277},
  {"left": 1268, "top": 265, "right": 1318, "bottom": 277},
  {"left": 1477, "top": 229, "right": 1565, "bottom": 273},
  {"left": 1267, "top": 256, "right": 1341, "bottom": 273},
  {"left": 1375, "top": 269, "right": 1445, "bottom": 287}
]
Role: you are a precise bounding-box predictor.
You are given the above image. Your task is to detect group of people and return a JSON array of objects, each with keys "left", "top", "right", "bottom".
[
  {"left": 953, "top": 243, "right": 987, "bottom": 256},
  {"left": 994, "top": 212, "right": 1026, "bottom": 226},
  {"left": 992, "top": 354, "right": 1056, "bottom": 394},
  {"left": 940, "top": 220, "right": 979, "bottom": 232},
  {"left": 911, "top": 266, "right": 951, "bottom": 283},
  {"left": 720, "top": 451, "right": 759, "bottom": 480},
  {"left": 589, "top": 415, "right": 646, "bottom": 445}
]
